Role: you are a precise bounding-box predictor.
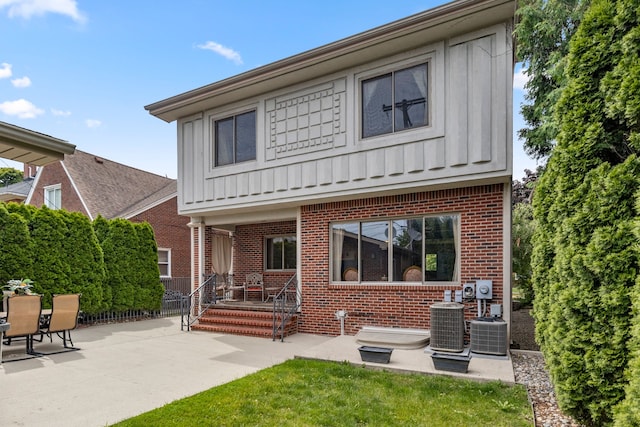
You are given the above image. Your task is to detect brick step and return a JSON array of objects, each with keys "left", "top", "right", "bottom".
[
  {"left": 199, "top": 315, "right": 274, "bottom": 328},
  {"left": 191, "top": 323, "right": 274, "bottom": 338},
  {"left": 194, "top": 307, "right": 298, "bottom": 338}
]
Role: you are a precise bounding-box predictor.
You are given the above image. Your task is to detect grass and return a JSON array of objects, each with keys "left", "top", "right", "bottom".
[{"left": 112, "top": 358, "right": 533, "bottom": 426}]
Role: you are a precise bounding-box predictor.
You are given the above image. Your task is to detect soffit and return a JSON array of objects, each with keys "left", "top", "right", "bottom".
[{"left": 0, "top": 121, "right": 76, "bottom": 166}]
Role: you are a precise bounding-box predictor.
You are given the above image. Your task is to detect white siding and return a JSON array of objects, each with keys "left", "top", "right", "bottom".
[{"left": 177, "top": 23, "right": 512, "bottom": 216}]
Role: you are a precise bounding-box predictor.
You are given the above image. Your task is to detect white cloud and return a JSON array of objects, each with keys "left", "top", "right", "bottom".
[
  {"left": 0, "top": 62, "right": 12, "bottom": 79},
  {"left": 513, "top": 66, "right": 529, "bottom": 91},
  {"left": 11, "top": 76, "right": 31, "bottom": 87},
  {"left": 0, "top": 98, "right": 44, "bottom": 118},
  {"left": 0, "top": 0, "right": 86, "bottom": 23},
  {"left": 51, "top": 108, "right": 71, "bottom": 116},
  {"left": 197, "top": 41, "right": 243, "bottom": 65},
  {"left": 85, "top": 119, "right": 101, "bottom": 128}
]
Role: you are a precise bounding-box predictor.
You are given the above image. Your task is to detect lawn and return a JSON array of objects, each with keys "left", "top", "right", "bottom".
[{"left": 112, "top": 358, "right": 533, "bottom": 426}]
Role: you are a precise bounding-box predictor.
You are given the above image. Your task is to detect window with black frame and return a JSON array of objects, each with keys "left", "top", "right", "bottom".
[
  {"left": 361, "top": 63, "right": 428, "bottom": 138},
  {"left": 331, "top": 214, "right": 458, "bottom": 283},
  {"left": 214, "top": 110, "right": 256, "bottom": 166}
]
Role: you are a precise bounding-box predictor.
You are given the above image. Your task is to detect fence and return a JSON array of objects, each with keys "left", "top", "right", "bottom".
[{"left": 80, "top": 277, "right": 192, "bottom": 325}]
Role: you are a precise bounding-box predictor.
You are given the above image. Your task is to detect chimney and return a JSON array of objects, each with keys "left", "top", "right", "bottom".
[{"left": 23, "top": 163, "right": 36, "bottom": 179}]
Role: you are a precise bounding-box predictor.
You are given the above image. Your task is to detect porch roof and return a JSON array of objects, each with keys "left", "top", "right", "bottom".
[{"left": 0, "top": 121, "right": 76, "bottom": 166}]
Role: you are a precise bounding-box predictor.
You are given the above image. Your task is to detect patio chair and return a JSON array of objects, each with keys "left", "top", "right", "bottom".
[
  {"left": 2, "top": 294, "right": 42, "bottom": 361},
  {"left": 243, "top": 273, "right": 264, "bottom": 301},
  {"left": 37, "top": 293, "right": 81, "bottom": 352}
]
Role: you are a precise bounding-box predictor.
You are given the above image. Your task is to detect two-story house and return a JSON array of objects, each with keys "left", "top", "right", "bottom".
[
  {"left": 26, "top": 149, "right": 191, "bottom": 281},
  {"left": 146, "top": 0, "right": 515, "bottom": 336}
]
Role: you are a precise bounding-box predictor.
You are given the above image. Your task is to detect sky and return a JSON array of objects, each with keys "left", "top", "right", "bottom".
[{"left": 0, "top": 0, "right": 538, "bottom": 180}]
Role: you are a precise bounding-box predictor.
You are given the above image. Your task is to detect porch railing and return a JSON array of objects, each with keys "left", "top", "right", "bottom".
[
  {"left": 272, "top": 273, "right": 300, "bottom": 342},
  {"left": 181, "top": 273, "right": 234, "bottom": 331},
  {"left": 181, "top": 274, "right": 213, "bottom": 331}
]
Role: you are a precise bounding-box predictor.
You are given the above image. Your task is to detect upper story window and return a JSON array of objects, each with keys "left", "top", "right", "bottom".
[
  {"left": 214, "top": 110, "right": 256, "bottom": 166},
  {"left": 361, "top": 63, "right": 428, "bottom": 138},
  {"left": 331, "top": 214, "right": 458, "bottom": 284},
  {"left": 265, "top": 236, "right": 297, "bottom": 270},
  {"left": 158, "top": 248, "right": 171, "bottom": 277},
  {"left": 44, "top": 184, "right": 61, "bottom": 210}
]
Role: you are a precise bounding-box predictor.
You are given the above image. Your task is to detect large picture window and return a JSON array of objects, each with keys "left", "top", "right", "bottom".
[
  {"left": 214, "top": 110, "right": 256, "bottom": 166},
  {"left": 331, "top": 215, "right": 458, "bottom": 283},
  {"left": 265, "top": 236, "right": 297, "bottom": 270},
  {"left": 361, "top": 63, "right": 428, "bottom": 138}
]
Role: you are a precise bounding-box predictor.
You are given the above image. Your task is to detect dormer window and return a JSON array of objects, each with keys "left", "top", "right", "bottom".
[
  {"left": 214, "top": 110, "right": 256, "bottom": 166},
  {"left": 361, "top": 63, "right": 428, "bottom": 138}
]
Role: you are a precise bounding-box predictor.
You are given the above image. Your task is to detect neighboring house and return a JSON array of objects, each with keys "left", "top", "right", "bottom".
[
  {"left": 26, "top": 149, "right": 191, "bottom": 279},
  {"left": 146, "top": 0, "right": 515, "bottom": 336},
  {"left": 0, "top": 176, "right": 34, "bottom": 203}
]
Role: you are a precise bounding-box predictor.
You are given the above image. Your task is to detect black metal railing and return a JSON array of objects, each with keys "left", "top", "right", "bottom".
[
  {"left": 180, "top": 273, "right": 235, "bottom": 331},
  {"left": 81, "top": 278, "right": 191, "bottom": 325},
  {"left": 160, "top": 277, "right": 191, "bottom": 295},
  {"left": 272, "top": 273, "right": 300, "bottom": 342}
]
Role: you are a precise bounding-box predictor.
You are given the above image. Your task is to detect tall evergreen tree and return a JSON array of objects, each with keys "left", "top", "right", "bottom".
[
  {"left": 515, "top": 0, "right": 590, "bottom": 160},
  {"left": 29, "top": 207, "right": 73, "bottom": 307},
  {"left": 134, "top": 222, "right": 163, "bottom": 310},
  {"left": 0, "top": 203, "right": 33, "bottom": 284},
  {"left": 99, "top": 218, "right": 137, "bottom": 311},
  {"left": 62, "top": 211, "right": 107, "bottom": 314},
  {"left": 532, "top": 0, "right": 640, "bottom": 424}
]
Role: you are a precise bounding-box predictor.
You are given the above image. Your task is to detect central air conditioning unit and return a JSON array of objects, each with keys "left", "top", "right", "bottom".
[
  {"left": 470, "top": 318, "right": 508, "bottom": 355},
  {"left": 430, "top": 302, "right": 465, "bottom": 352}
]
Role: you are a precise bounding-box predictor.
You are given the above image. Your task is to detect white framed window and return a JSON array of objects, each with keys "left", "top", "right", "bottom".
[
  {"left": 361, "top": 63, "right": 429, "bottom": 138},
  {"left": 158, "top": 248, "right": 171, "bottom": 277},
  {"left": 214, "top": 110, "right": 256, "bottom": 166},
  {"left": 44, "top": 184, "right": 62, "bottom": 210},
  {"left": 331, "top": 215, "right": 459, "bottom": 284},
  {"left": 265, "top": 236, "right": 297, "bottom": 271}
]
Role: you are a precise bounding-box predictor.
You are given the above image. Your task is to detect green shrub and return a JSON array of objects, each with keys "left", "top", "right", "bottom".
[{"left": 531, "top": 0, "right": 640, "bottom": 424}]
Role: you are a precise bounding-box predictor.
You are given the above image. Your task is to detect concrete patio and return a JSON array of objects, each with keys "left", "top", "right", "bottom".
[{"left": 1, "top": 317, "right": 514, "bottom": 426}]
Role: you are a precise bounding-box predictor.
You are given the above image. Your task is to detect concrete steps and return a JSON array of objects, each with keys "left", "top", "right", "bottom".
[{"left": 192, "top": 306, "right": 298, "bottom": 338}]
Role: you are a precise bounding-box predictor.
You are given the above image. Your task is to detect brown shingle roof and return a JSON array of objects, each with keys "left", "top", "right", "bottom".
[{"left": 63, "top": 150, "right": 176, "bottom": 219}]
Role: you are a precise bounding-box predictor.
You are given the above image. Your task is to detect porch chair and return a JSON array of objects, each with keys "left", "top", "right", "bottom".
[
  {"left": 243, "top": 273, "right": 264, "bottom": 301},
  {"left": 37, "top": 293, "right": 81, "bottom": 352},
  {"left": 2, "top": 294, "right": 42, "bottom": 361}
]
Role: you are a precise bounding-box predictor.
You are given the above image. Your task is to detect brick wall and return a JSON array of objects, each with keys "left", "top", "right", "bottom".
[
  {"left": 298, "top": 184, "right": 505, "bottom": 336},
  {"left": 232, "top": 221, "right": 297, "bottom": 300},
  {"left": 29, "top": 162, "right": 88, "bottom": 215},
  {"left": 129, "top": 197, "right": 191, "bottom": 278}
]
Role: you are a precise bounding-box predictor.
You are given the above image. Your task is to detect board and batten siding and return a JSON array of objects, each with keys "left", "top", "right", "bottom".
[{"left": 176, "top": 23, "right": 512, "bottom": 216}]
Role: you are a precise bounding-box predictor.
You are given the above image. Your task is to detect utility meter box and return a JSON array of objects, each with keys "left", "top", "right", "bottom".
[{"left": 476, "top": 280, "right": 493, "bottom": 299}]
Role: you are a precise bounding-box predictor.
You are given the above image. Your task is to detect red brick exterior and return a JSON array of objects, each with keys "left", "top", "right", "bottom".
[
  {"left": 129, "top": 197, "right": 191, "bottom": 278},
  {"left": 298, "top": 184, "right": 505, "bottom": 335},
  {"left": 29, "top": 161, "right": 88, "bottom": 215},
  {"left": 206, "top": 183, "right": 506, "bottom": 336},
  {"left": 233, "top": 221, "right": 297, "bottom": 294}
]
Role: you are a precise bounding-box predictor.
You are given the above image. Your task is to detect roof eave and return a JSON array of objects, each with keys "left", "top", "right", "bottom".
[
  {"left": 145, "top": 0, "right": 516, "bottom": 123},
  {"left": 0, "top": 121, "right": 76, "bottom": 166}
]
